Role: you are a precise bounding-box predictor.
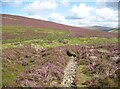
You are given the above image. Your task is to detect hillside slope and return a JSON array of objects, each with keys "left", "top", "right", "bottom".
[{"left": 1, "top": 14, "right": 118, "bottom": 38}]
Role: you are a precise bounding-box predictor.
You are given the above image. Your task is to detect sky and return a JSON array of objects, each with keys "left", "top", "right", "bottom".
[{"left": 1, "top": 0, "right": 119, "bottom": 28}]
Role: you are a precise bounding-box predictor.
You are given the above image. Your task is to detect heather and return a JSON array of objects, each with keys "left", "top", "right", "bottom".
[{"left": 2, "top": 44, "right": 120, "bottom": 87}]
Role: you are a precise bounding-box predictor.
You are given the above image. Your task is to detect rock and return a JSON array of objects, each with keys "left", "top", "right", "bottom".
[
  {"left": 89, "top": 56, "right": 97, "bottom": 60},
  {"left": 50, "top": 81, "right": 58, "bottom": 87},
  {"left": 98, "top": 49, "right": 109, "bottom": 53},
  {"left": 66, "top": 51, "right": 76, "bottom": 57}
]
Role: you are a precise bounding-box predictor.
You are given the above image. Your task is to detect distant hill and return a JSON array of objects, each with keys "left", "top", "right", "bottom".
[
  {"left": 108, "top": 27, "right": 120, "bottom": 33},
  {"left": 1, "top": 14, "right": 118, "bottom": 38},
  {"left": 84, "top": 26, "right": 113, "bottom": 31}
]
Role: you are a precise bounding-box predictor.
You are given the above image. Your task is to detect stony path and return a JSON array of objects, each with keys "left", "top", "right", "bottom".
[{"left": 61, "top": 56, "right": 77, "bottom": 87}]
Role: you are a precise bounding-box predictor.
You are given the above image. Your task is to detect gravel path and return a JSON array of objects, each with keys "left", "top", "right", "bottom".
[{"left": 61, "top": 56, "right": 77, "bottom": 87}]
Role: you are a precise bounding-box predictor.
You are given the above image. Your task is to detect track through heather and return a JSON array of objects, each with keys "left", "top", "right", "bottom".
[{"left": 61, "top": 56, "right": 77, "bottom": 87}]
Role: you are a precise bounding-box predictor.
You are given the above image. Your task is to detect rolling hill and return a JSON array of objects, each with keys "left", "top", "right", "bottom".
[
  {"left": 84, "top": 26, "right": 113, "bottom": 31},
  {"left": 109, "top": 27, "right": 120, "bottom": 33},
  {"left": 1, "top": 14, "right": 118, "bottom": 38}
]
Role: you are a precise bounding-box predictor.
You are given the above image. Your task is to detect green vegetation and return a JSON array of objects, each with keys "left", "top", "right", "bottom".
[
  {"left": 2, "top": 26, "right": 118, "bottom": 49},
  {"left": 2, "top": 26, "right": 27, "bottom": 34},
  {"left": 2, "top": 37, "right": 118, "bottom": 49},
  {"left": 76, "top": 65, "right": 92, "bottom": 87},
  {"left": 32, "top": 28, "right": 68, "bottom": 34},
  {"left": 67, "top": 37, "right": 118, "bottom": 45},
  {"left": 2, "top": 26, "right": 69, "bottom": 44},
  {"left": 3, "top": 62, "right": 25, "bottom": 86}
]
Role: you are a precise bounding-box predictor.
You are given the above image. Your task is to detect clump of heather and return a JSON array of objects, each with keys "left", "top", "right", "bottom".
[
  {"left": 9, "top": 46, "right": 70, "bottom": 87},
  {"left": 75, "top": 43, "right": 119, "bottom": 87}
]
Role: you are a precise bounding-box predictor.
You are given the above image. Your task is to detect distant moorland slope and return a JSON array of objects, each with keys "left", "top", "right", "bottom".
[{"left": 1, "top": 14, "right": 118, "bottom": 38}]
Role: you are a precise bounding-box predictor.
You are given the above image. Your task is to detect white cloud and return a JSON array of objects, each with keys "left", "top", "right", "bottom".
[
  {"left": 49, "top": 12, "right": 90, "bottom": 27},
  {"left": 70, "top": 3, "right": 94, "bottom": 18},
  {"left": 68, "top": 3, "right": 118, "bottom": 27},
  {"left": 48, "top": 3, "right": 118, "bottom": 28},
  {"left": 22, "top": 1, "right": 118, "bottom": 28},
  {"left": 27, "top": 15, "right": 49, "bottom": 21},
  {"left": 49, "top": 13, "right": 65, "bottom": 23},
  {"left": 60, "top": 0, "right": 69, "bottom": 6},
  {"left": 22, "top": 0, "right": 58, "bottom": 14},
  {"left": 96, "top": 7, "right": 118, "bottom": 22}
]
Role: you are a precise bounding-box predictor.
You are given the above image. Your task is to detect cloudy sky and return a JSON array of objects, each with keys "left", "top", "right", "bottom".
[{"left": 1, "top": 0, "right": 119, "bottom": 27}]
